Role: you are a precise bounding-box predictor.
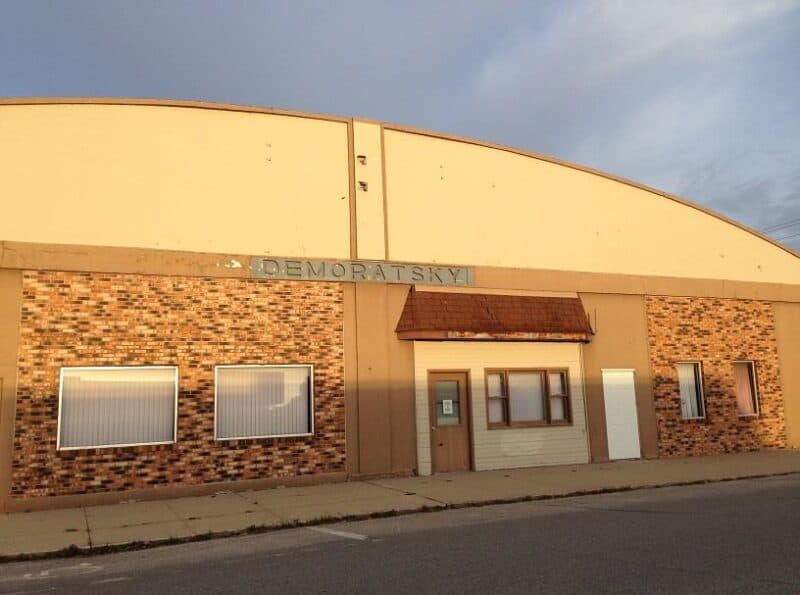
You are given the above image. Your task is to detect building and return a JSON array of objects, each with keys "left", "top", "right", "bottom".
[{"left": 1, "top": 98, "right": 798, "bottom": 512}]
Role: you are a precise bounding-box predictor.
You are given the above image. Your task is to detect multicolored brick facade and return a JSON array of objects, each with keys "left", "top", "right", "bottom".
[
  {"left": 646, "top": 296, "right": 786, "bottom": 457},
  {"left": 11, "top": 271, "right": 345, "bottom": 499},
  {"left": 6, "top": 270, "right": 793, "bottom": 502}
]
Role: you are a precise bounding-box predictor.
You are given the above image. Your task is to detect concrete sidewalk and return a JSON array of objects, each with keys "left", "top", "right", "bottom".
[{"left": 2, "top": 450, "right": 799, "bottom": 560}]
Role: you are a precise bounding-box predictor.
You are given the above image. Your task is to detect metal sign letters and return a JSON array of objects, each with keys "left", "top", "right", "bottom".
[{"left": 251, "top": 257, "right": 474, "bottom": 286}]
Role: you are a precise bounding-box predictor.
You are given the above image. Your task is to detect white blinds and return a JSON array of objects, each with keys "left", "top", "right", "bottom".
[
  {"left": 508, "top": 372, "right": 545, "bottom": 422},
  {"left": 548, "top": 372, "right": 565, "bottom": 396},
  {"left": 215, "top": 366, "right": 312, "bottom": 439},
  {"left": 486, "top": 373, "right": 503, "bottom": 398},
  {"left": 59, "top": 367, "right": 177, "bottom": 449},
  {"left": 549, "top": 397, "right": 566, "bottom": 420},
  {"left": 676, "top": 363, "right": 702, "bottom": 418},
  {"left": 488, "top": 399, "right": 505, "bottom": 423}
]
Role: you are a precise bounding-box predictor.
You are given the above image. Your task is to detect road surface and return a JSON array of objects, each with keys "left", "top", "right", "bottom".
[{"left": 1, "top": 474, "right": 799, "bottom": 594}]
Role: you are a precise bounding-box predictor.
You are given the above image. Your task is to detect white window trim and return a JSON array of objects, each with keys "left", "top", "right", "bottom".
[
  {"left": 213, "top": 364, "right": 315, "bottom": 441},
  {"left": 733, "top": 360, "right": 760, "bottom": 418},
  {"left": 676, "top": 361, "right": 706, "bottom": 420},
  {"left": 57, "top": 365, "right": 179, "bottom": 451}
]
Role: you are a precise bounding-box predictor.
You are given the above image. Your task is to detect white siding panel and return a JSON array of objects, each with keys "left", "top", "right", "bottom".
[{"left": 414, "top": 342, "right": 589, "bottom": 475}]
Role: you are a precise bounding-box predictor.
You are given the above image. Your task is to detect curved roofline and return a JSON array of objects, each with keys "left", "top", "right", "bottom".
[{"left": 2, "top": 96, "right": 797, "bottom": 260}]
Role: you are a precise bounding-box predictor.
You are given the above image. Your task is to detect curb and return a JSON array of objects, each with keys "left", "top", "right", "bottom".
[{"left": 2, "top": 470, "right": 798, "bottom": 564}]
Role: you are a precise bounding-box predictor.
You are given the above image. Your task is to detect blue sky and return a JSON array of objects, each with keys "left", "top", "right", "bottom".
[{"left": 2, "top": 1, "right": 799, "bottom": 248}]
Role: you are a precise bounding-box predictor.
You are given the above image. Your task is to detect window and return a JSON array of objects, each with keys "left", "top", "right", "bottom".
[
  {"left": 733, "top": 361, "right": 759, "bottom": 417},
  {"left": 676, "top": 362, "right": 705, "bottom": 419},
  {"left": 58, "top": 366, "right": 178, "bottom": 450},
  {"left": 434, "top": 380, "right": 461, "bottom": 426},
  {"left": 486, "top": 369, "right": 571, "bottom": 428},
  {"left": 215, "top": 365, "right": 313, "bottom": 440}
]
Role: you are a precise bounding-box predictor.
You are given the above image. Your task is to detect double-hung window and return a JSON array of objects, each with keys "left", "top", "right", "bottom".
[
  {"left": 486, "top": 369, "right": 571, "bottom": 428},
  {"left": 58, "top": 366, "right": 178, "bottom": 450},
  {"left": 215, "top": 365, "right": 314, "bottom": 440},
  {"left": 676, "top": 362, "right": 705, "bottom": 420},
  {"left": 733, "top": 361, "right": 759, "bottom": 417}
]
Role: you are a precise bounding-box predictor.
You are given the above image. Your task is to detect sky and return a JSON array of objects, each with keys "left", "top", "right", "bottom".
[{"left": 2, "top": 0, "right": 799, "bottom": 249}]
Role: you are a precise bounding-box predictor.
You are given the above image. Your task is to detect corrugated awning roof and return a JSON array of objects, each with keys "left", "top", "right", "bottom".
[{"left": 395, "top": 289, "right": 593, "bottom": 342}]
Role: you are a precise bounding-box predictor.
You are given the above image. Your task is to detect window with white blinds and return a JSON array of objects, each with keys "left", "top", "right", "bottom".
[
  {"left": 215, "top": 365, "right": 313, "bottom": 440},
  {"left": 486, "top": 368, "right": 572, "bottom": 428},
  {"left": 58, "top": 367, "right": 178, "bottom": 450}
]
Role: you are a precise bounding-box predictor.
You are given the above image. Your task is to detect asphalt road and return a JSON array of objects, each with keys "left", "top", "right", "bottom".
[{"left": 2, "top": 474, "right": 799, "bottom": 594}]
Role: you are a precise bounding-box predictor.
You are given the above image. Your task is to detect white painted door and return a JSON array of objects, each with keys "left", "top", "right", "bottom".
[{"left": 601, "top": 369, "right": 641, "bottom": 460}]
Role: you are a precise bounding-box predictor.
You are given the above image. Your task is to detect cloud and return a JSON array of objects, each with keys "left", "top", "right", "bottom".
[
  {"left": 474, "top": 0, "right": 798, "bottom": 104},
  {"left": 468, "top": 0, "right": 800, "bottom": 247}
]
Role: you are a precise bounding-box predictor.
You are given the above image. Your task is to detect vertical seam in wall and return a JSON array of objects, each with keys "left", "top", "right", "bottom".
[
  {"left": 384, "top": 286, "right": 394, "bottom": 471},
  {"left": 380, "top": 125, "right": 390, "bottom": 261},
  {"left": 347, "top": 120, "right": 358, "bottom": 259},
  {"left": 352, "top": 285, "right": 361, "bottom": 476},
  {"left": 0, "top": 270, "right": 23, "bottom": 502},
  {"left": 578, "top": 343, "right": 591, "bottom": 462},
  {"left": 767, "top": 302, "right": 787, "bottom": 441}
]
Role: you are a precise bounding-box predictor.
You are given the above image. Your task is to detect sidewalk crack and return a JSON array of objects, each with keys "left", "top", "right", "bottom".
[
  {"left": 363, "top": 481, "right": 448, "bottom": 507},
  {"left": 82, "top": 507, "right": 93, "bottom": 549},
  {"left": 163, "top": 500, "right": 194, "bottom": 532}
]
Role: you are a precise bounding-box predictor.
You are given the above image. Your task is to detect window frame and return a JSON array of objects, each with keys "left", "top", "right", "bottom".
[
  {"left": 56, "top": 365, "right": 179, "bottom": 451},
  {"left": 484, "top": 368, "right": 572, "bottom": 429},
  {"left": 213, "top": 364, "right": 315, "bottom": 441},
  {"left": 675, "top": 361, "right": 706, "bottom": 420},
  {"left": 732, "top": 360, "right": 760, "bottom": 418}
]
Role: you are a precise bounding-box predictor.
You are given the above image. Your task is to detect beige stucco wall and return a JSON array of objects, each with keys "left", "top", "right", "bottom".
[
  {"left": 413, "top": 341, "right": 589, "bottom": 475},
  {"left": 0, "top": 270, "right": 22, "bottom": 505},
  {"left": 774, "top": 302, "right": 800, "bottom": 447},
  {"left": 383, "top": 129, "right": 799, "bottom": 283},
  {"left": 579, "top": 293, "right": 658, "bottom": 461},
  {"left": 0, "top": 104, "right": 352, "bottom": 258},
  {"left": 352, "top": 121, "right": 386, "bottom": 260},
  {"left": 2, "top": 101, "right": 797, "bottom": 286},
  {"left": 352, "top": 283, "right": 416, "bottom": 476}
]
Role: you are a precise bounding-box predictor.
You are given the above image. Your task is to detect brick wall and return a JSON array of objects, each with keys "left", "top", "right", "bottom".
[
  {"left": 646, "top": 296, "right": 785, "bottom": 457},
  {"left": 12, "top": 271, "right": 345, "bottom": 499}
]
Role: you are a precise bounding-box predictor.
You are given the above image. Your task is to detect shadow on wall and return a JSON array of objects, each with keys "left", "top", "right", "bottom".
[
  {"left": 652, "top": 364, "right": 785, "bottom": 457},
  {"left": 582, "top": 374, "right": 659, "bottom": 462},
  {"left": 645, "top": 296, "right": 786, "bottom": 458},
  {"left": 349, "top": 375, "right": 417, "bottom": 477}
]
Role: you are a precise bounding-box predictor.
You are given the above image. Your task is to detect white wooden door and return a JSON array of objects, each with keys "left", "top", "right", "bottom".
[{"left": 601, "top": 369, "right": 641, "bottom": 460}]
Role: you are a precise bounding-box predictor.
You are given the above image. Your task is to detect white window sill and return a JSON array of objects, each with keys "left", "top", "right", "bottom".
[
  {"left": 214, "top": 432, "right": 314, "bottom": 441},
  {"left": 57, "top": 439, "right": 176, "bottom": 451}
]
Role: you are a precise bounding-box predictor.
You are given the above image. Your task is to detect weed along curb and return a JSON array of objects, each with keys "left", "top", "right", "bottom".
[{"left": 3, "top": 467, "right": 798, "bottom": 564}]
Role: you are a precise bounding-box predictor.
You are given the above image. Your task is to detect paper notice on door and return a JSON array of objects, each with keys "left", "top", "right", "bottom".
[{"left": 442, "top": 399, "right": 454, "bottom": 415}]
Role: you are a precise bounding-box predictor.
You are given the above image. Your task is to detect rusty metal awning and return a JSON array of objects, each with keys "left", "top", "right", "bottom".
[{"left": 395, "top": 289, "right": 593, "bottom": 342}]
